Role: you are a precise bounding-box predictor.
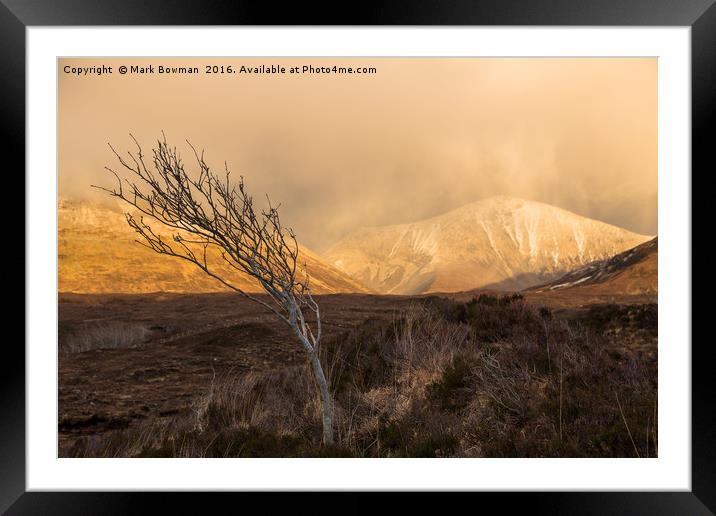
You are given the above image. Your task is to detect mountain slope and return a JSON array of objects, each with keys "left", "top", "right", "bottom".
[
  {"left": 58, "top": 199, "right": 370, "bottom": 294},
  {"left": 527, "top": 237, "right": 657, "bottom": 296},
  {"left": 324, "top": 196, "right": 652, "bottom": 295}
]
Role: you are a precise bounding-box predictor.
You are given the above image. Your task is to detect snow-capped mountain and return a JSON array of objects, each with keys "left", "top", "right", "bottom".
[
  {"left": 58, "top": 199, "right": 370, "bottom": 294},
  {"left": 324, "top": 196, "right": 652, "bottom": 295}
]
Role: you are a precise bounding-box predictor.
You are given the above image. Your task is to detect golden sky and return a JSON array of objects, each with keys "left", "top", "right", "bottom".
[{"left": 59, "top": 57, "right": 657, "bottom": 252}]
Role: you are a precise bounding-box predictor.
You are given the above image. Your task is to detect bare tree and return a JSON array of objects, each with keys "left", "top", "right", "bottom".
[{"left": 94, "top": 134, "right": 334, "bottom": 445}]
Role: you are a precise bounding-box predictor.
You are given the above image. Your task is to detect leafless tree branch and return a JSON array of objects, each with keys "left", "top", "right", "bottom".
[{"left": 93, "top": 133, "right": 333, "bottom": 444}]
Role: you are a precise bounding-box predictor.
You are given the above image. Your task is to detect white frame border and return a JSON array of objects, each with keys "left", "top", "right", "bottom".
[{"left": 27, "top": 27, "right": 690, "bottom": 491}]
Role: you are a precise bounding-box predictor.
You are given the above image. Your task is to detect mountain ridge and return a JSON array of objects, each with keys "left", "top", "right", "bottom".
[
  {"left": 527, "top": 237, "right": 657, "bottom": 295},
  {"left": 324, "top": 196, "right": 652, "bottom": 295}
]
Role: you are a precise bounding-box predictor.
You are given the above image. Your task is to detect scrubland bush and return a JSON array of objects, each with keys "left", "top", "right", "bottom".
[{"left": 62, "top": 296, "right": 657, "bottom": 458}]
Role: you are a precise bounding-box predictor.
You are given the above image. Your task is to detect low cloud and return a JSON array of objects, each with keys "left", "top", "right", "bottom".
[{"left": 60, "top": 57, "right": 657, "bottom": 252}]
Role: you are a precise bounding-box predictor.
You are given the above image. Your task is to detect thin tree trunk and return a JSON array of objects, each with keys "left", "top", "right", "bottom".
[{"left": 308, "top": 351, "right": 334, "bottom": 445}]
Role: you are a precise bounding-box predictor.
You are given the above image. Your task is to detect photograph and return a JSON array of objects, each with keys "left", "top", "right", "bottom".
[{"left": 57, "top": 56, "right": 658, "bottom": 459}]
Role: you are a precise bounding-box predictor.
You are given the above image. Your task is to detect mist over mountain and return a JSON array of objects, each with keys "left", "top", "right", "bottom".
[{"left": 324, "top": 196, "right": 652, "bottom": 295}]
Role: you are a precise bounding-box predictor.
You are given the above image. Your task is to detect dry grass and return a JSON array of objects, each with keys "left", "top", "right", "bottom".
[
  {"left": 61, "top": 295, "right": 657, "bottom": 458},
  {"left": 62, "top": 321, "right": 151, "bottom": 354}
]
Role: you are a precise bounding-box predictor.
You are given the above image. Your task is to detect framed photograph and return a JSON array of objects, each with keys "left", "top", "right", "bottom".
[{"left": 6, "top": 0, "right": 713, "bottom": 513}]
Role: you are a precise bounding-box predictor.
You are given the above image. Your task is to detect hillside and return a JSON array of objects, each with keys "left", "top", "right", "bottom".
[
  {"left": 58, "top": 199, "right": 370, "bottom": 294},
  {"left": 527, "top": 237, "right": 657, "bottom": 296},
  {"left": 324, "top": 196, "right": 652, "bottom": 295}
]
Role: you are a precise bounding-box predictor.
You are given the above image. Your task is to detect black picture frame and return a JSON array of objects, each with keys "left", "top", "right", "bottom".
[{"left": 5, "top": 1, "right": 712, "bottom": 513}]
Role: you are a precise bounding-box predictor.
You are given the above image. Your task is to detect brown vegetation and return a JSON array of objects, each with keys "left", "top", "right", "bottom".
[{"left": 60, "top": 293, "right": 657, "bottom": 458}]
